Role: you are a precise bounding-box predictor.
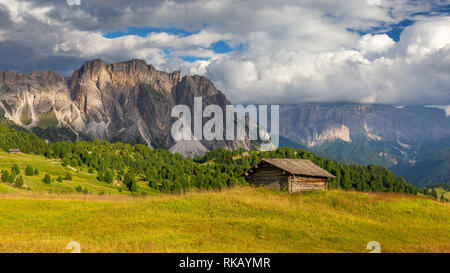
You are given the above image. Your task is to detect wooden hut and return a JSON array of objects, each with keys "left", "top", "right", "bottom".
[
  {"left": 244, "top": 158, "right": 335, "bottom": 192},
  {"left": 7, "top": 149, "right": 21, "bottom": 154}
]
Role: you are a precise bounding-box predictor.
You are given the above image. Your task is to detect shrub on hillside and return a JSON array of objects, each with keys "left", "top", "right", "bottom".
[
  {"left": 123, "top": 171, "right": 137, "bottom": 192},
  {"left": 431, "top": 188, "right": 438, "bottom": 199},
  {"left": 75, "top": 185, "right": 88, "bottom": 194},
  {"left": 42, "top": 174, "right": 52, "bottom": 184},
  {"left": 172, "top": 178, "right": 183, "bottom": 194},
  {"left": 104, "top": 170, "right": 114, "bottom": 184},
  {"left": 25, "top": 165, "right": 34, "bottom": 176},
  {"left": 148, "top": 178, "right": 158, "bottom": 190},
  {"left": 11, "top": 164, "right": 20, "bottom": 176},
  {"left": 64, "top": 173, "right": 72, "bottom": 181},
  {"left": 1, "top": 170, "right": 14, "bottom": 183},
  {"left": 14, "top": 175, "right": 24, "bottom": 188},
  {"left": 161, "top": 179, "right": 172, "bottom": 193}
]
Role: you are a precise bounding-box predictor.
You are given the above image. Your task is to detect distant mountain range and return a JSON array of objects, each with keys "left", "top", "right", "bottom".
[
  {"left": 277, "top": 103, "right": 450, "bottom": 186},
  {"left": 1, "top": 59, "right": 449, "bottom": 186},
  {"left": 0, "top": 59, "right": 250, "bottom": 155},
  {"left": 392, "top": 146, "right": 450, "bottom": 187}
]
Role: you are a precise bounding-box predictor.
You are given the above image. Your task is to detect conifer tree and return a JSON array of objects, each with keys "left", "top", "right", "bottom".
[{"left": 25, "top": 165, "right": 34, "bottom": 176}]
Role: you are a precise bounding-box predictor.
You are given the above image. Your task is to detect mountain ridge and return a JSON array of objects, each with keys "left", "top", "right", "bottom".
[
  {"left": 0, "top": 59, "right": 250, "bottom": 154},
  {"left": 278, "top": 103, "right": 450, "bottom": 163},
  {"left": 277, "top": 103, "right": 450, "bottom": 186}
]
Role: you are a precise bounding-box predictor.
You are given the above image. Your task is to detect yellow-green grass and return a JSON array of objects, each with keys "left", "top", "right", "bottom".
[
  {"left": 0, "top": 152, "right": 153, "bottom": 195},
  {"left": 0, "top": 187, "right": 448, "bottom": 253},
  {"left": 0, "top": 152, "right": 448, "bottom": 253},
  {"left": 434, "top": 188, "right": 450, "bottom": 199}
]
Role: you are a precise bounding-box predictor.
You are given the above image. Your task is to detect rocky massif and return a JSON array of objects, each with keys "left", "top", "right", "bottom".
[
  {"left": 0, "top": 59, "right": 250, "bottom": 155},
  {"left": 278, "top": 103, "right": 450, "bottom": 181},
  {"left": 280, "top": 104, "right": 450, "bottom": 147}
]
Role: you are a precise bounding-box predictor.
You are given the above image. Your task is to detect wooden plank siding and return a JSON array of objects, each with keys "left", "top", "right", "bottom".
[
  {"left": 289, "top": 176, "right": 327, "bottom": 192},
  {"left": 248, "top": 162, "right": 290, "bottom": 190}
]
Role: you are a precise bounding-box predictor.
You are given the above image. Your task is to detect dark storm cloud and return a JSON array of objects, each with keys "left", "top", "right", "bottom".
[
  {"left": 0, "top": 4, "right": 13, "bottom": 29},
  {"left": 25, "top": 0, "right": 173, "bottom": 31}
]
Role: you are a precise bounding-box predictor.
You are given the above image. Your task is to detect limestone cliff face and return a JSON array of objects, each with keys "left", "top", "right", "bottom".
[
  {"left": 279, "top": 103, "right": 450, "bottom": 165},
  {"left": 0, "top": 59, "right": 250, "bottom": 154},
  {"left": 279, "top": 103, "right": 450, "bottom": 147},
  {"left": 308, "top": 124, "right": 351, "bottom": 146}
]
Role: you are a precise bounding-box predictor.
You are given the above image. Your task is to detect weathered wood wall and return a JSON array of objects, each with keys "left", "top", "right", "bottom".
[
  {"left": 289, "top": 176, "right": 327, "bottom": 192},
  {"left": 248, "top": 162, "right": 289, "bottom": 190}
]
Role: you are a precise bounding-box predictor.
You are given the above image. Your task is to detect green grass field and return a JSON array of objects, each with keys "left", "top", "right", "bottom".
[
  {"left": 0, "top": 151, "right": 154, "bottom": 195},
  {"left": 0, "top": 188, "right": 448, "bottom": 253},
  {"left": 0, "top": 152, "right": 448, "bottom": 253}
]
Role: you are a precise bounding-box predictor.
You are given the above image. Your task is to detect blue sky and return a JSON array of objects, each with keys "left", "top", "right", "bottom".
[
  {"left": 349, "top": 19, "right": 415, "bottom": 42},
  {"left": 103, "top": 27, "right": 243, "bottom": 62},
  {"left": 103, "top": 26, "right": 196, "bottom": 39}
]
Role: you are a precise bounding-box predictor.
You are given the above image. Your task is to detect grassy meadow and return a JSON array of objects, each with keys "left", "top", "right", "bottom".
[
  {"left": 0, "top": 187, "right": 448, "bottom": 253},
  {"left": 0, "top": 151, "right": 448, "bottom": 253},
  {"left": 0, "top": 151, "right": 154, "bottom": 195}
]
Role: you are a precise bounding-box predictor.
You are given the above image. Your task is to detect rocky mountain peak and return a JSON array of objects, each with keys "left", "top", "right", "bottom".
[
  {"left": 30, "top": 70, "right": 64, "bottom": 83},
  {"left": 76, "top": 59, "right": 107, "bottom": 81},
  {"left": 0, "top": 59, "right": 251, "bottom": 156},
  {"left": 0, "top": 70, "right": 21, "bottom": 82}
]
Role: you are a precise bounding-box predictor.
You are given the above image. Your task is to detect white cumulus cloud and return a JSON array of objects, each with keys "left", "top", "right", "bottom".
[
  {"left": 0, "top": 0, "right": 448, "bottom": 105},
  {"left": 358, "top": 34, "right": 395, "bottom": 55}
]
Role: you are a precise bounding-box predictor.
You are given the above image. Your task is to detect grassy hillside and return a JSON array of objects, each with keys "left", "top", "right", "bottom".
[
  {"left": 0, "top": 151, "right": 448, "bottom": 253},
  {"left": 0, "top": 126, "right": 447, "bottom": 253},
  {"left": 0, "top": 187, "right": 448, "bottom": 253},
  {"left": 0, "top": 151, "right": 154, "bottom": 195}
]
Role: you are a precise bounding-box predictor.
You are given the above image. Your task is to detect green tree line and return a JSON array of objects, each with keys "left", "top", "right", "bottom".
[{"left": 0, "top": 124, "right": 427, "bottom": 196}]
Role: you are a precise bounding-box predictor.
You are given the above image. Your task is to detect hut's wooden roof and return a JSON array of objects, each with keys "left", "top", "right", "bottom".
[{"left": 249, "top": 158, "right": 335, "bottom": 178}]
